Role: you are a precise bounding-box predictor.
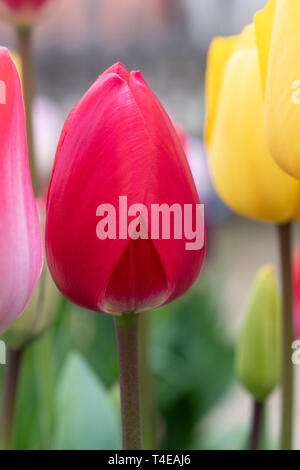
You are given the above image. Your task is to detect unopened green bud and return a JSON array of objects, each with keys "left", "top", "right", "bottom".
[{"left": 236, "top": 266, "right": 281, "bottom": 401}]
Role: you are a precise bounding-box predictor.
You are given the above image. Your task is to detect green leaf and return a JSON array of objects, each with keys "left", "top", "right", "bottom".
[{"left": 52, "top": 352, "right": 121, "bottom": 450}]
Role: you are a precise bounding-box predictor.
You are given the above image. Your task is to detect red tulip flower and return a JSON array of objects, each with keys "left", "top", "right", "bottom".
[
  {"left": 0, "top": 0, "right": 55, "bottom": 25},
  {"left": 0, "top": 48, "right": 43, "bottom": 333},
  {"left": 293, "top": 245, "right": 300, "bottom": 339},
  {"left": 46, "top": 62, "right": 205, "bottom": 315}
]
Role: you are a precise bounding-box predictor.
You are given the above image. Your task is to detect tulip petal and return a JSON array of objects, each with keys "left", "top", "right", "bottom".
[
  {"left": 0, "top": 48, "right": 43, "bottom": 333},
  {"left": 254, "top": 0, "right": 277, "bottom": 98},
  {"left": 293, "top": 245, "right": 300, "bottom": 339},
  {"left": 47, "top": 73, "right": 142, "bottom": 311},
  {"left": 207, "top": 34, "right": 300, "bottom": 223},
  {"left": 105, "top": 237, "right": 168, "bottom": 313},
  {"left": 205, "top": 35, "right": 237, "bottom": 150},
  {"left": 127, "top": 70, "right": 205, "bottom": 303},
  {"left": 255, "top": 0, "right": 300, "bottom": 178}
]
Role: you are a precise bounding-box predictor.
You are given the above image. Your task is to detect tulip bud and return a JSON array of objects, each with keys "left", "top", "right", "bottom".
[
  {"left": 46, "top": 62, "right": 205, "bottom": 314},
  {"left": 0, "top": 0, "right": 56, "bottom": 27},
  {"left": 2, "top": 198, "right": 60, "bottom": 349},
  {"left": 236, "top": 266, "right": 281, "bottom": 401},
  {"left": 293, "top": 245, "right": 300, "bottom": 340},
  {"left": 0, "top": 48, "right": 43, "bottom": 334}
]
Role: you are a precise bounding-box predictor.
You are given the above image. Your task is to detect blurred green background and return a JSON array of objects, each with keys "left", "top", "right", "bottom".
[{"left": 0, "top": 278, "right": 234, "bottom": 450}]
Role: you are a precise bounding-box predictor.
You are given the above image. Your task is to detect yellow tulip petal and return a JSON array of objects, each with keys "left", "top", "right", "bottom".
[
  {"left": 260, "top": 0, "right": 300, "bottom": 179},
  {"left": 254, "top": 0, "right": 277, "bottom": 97},
  {"left": 205, "top": 25, "right": 257, "bottom": 151},
  {"left": 235, "top": 24, "right": 256, "bottom": 49},
  {"left": 204, "top": 35, "right": 237, "bottom": 149},
  {"left": 209, "top": 42, "right": 300, "bottom": 222}
]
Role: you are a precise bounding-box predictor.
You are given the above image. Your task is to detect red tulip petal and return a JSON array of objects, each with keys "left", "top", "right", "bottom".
[
  {"left": 293, "top": 245, "right": 300, "bottom": 339},
  {"left": 104, "top": 237, "right": 168, "bottom": 313},
  {"left": 128, "top": 70, "right": 205, "bottom": 303}
]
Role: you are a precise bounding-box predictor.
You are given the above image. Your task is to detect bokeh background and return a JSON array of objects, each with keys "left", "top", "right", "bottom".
[{"left": 1, "top": 0, "right": 300, "bottom": 450}]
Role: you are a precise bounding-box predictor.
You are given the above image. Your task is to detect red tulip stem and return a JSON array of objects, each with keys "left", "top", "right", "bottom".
[
  {"left": 249, "top": 400, "right": 264, "bottom": 450},
  {"left": 114, "top": 314, "right": 143, "bottom": 450},
  {"left": 17, "top": 26, "right": 39, "bottom": 195},
  {"left": 278, "top": 222, "right": 294, "bottom": 450},
  {"left": 0, "top": 348, "right": 23, "bottom": 450},
  {"left": 139, "top": 312, "right": 156, "bottom": 449}
]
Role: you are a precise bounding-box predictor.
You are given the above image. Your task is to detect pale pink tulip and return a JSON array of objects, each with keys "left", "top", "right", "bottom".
[{"left": 0, "top": 47, "right": 43, "bottom": 333}]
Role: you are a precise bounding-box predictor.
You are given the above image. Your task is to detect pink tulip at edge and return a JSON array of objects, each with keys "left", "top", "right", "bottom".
[
  {"left": 46, "top": 62, "right": 205, "bottom": 315},
  {"left": 293, "top": 245, "right": 300, "bottom": 339},
  {"left": 0, "top": 48, "right": 43, "bottom": 334}
]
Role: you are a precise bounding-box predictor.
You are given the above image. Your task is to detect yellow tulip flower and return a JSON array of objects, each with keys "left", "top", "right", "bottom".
[
  {"left": 205, "top": 24, "right": 300, "bottom": 223},
  {"left": 255, "top": 0, "right": 300, "bottom": 179}
]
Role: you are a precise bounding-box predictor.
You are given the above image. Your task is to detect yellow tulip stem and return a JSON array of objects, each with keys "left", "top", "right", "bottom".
[
  {"left": 16, "top": 26, "right": 39, "bottom": 196},
  {"left": 114, "top": 314, "right": 143, "bottom": 450},
  {"left": 139, "top": 312, "right": 156, "bottom": 449},
  {"left": 0, "top": 348, "right": 24, "bottom": 450},
  {"left": 249, "top": 400, "right": 264, "bottom": 450},
  {"left": 278, "top": 222, "right": 294, "bottom": 450}
]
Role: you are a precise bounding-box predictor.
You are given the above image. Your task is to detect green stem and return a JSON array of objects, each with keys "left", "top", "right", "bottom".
[
  {"left": 1, "top": 348, "right": 23, "bottom": 450},
  {"left": 114, "top": 314, "right": 143, "bottom": 450},
  {"left": 139, "top": 312, "right": 156, "bottom": 449},
  {"left": 17, "top": 26, "right": 39, "bottom": 195},
  {"left": 278, "top": 222, "right": 294, "bottom": 450},
  {"left": 249, "top": 400, "right": 264, "bottom": 450}
]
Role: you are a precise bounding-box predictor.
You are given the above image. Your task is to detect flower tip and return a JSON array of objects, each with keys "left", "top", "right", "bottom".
[
  {"left": 0, "top": 46, "right": 12, "bottom": 62},
  {"left": 105, "top": 62, "right": 129, "bottom": 82},
  {"left": 259, "top": 265, "right": 275, "bottom": 278}
]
